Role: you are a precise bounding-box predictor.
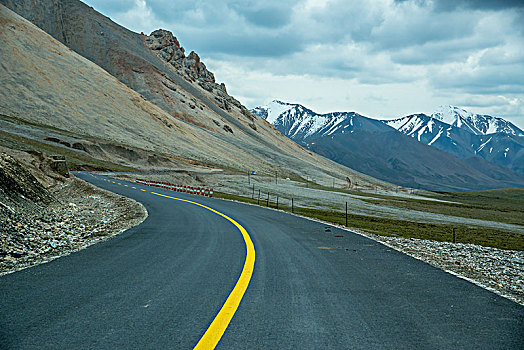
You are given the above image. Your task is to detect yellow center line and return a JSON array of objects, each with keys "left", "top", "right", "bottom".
[
  {"left": 124, "top": 184, "right": 128, "bottom": 187},
  {"left": 151, "top": 192, "right": 255, "bottom": 349},
  {"left": 140, "top": 189, "right": 146, "bottom": 192},
  {"left": 131, "top": 186, "right": 137, "bottom": 189}
]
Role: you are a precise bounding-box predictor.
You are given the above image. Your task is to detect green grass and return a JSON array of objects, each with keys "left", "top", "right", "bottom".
[
  {"left": 354, "top": 188, "right": 524, "bottom": 226},
  {"left": 288, "top": 177, "right": 524, "bottom": 226},
  {"left": 292, "top": 181, "right": 524, "bottom": 227},
  {"left": 234, "top": 175, "right": 524, "bottom": 227},
  {"left": 215, "top": 191, "right": 524, "bottom": 251}
]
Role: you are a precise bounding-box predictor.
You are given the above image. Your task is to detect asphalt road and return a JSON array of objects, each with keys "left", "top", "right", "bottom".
[{"left": 1, "top": 172, "right": 522, "bottom": 349}]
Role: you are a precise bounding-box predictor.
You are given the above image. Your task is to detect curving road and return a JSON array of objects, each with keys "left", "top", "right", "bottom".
[{"left": 1, "top": 172, "right": 522, "bottom": 349}]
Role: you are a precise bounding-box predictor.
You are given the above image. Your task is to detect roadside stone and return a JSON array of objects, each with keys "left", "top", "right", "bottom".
[
  {"left": 0, "top": 176, "right": 147, "bottom": 276},
  {"left": 353, "top": 229, "right": 524, "bottom": 306}
]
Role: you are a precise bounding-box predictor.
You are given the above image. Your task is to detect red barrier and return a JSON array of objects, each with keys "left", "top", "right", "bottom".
[{"left": 135, "top": 180, "right": 213, "bottom": 198}]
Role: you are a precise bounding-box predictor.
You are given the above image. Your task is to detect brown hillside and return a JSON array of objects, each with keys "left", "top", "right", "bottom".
[{"left": 0, "top": 2, "right": 388, "bottom": 188}]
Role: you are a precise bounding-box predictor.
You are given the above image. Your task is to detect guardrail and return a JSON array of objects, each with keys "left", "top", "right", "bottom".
[{"left": 136, "top": 179, "right": 213, "bottom": 197}]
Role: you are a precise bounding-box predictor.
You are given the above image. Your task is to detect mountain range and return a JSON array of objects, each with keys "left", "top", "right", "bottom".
[
  {"left": 252, "top": 101, "right": 524, "bottom": 191},
  {"left": 385, "top": 106, "right": 524, "bottom": 174}
]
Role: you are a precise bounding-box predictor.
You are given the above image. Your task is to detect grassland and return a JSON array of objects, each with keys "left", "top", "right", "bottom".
[
  {"left": 287, "top": 180, "right": 524, "bottom": 227},
  {"left": 215, "top": 191, "right": 524, "bottom": 251},
  {"left": 347, "top": 188, "right": 524, "bottom": 226}
]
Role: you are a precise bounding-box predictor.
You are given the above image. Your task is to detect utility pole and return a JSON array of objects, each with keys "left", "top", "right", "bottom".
[
  {"left": 248, "top": 171, "right": 250, "bottom": 185},
  {"left": 345, "top": 202, "right": 348, "bottom": 227},
  {"left": 275, "top": 171, "right": 278, "bottom": 184}
]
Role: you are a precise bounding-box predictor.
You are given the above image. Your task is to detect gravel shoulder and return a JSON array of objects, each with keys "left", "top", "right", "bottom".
[
  {"left": 0, "top": 175, "right": 148, "bottom": 275},
  {"left": 353, "top": 230, "right": 524, "bottom": 306}
]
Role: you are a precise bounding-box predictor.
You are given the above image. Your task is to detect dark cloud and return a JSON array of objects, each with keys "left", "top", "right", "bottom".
[
  {"left": 369, "top": 14, "right": 475, "bottom": 50},
  {"left": 228, "top": 0, "right": 296, "bottom": 28},
  {"left": 390, "top": 36, "right": 501, "bottom": 65},
  {"left": 431, "top": 64, "right": 524, "bottom": 94},
  {"left": 182, "top": 31, "right": 302, "bottom": 57},
  {"left": 82, "top": 0, "right": 135, "bottom": 14},
  {"left": 144, "top": 0, "right": 199, "bottom": 22},
  {"left": 431, "top": 0, "right": 524, "bottom": 11},
  {"left": 239, "top": 8, "right": 291, "bottom": 28},
  {"left": 394, "top": 0, "right": 524, "bottom": 11}
]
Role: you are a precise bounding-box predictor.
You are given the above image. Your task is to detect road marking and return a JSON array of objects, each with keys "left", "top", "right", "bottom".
[
  {"left": 131, "top": 186, "right": 137, "bottom": 189},
  {"left": 124, "top": 184, "right": 128, "bottom": 187},
  {"left": 151, "top": 192, "right": 255, "bottom": 349},
  {"left": 140, "top": 189, "right": 146, "bottom": 192}
]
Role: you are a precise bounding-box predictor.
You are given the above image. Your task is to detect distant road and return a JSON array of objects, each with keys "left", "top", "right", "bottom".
[{"left": 1, "top": 172, "right": 522, "bottom": 349}]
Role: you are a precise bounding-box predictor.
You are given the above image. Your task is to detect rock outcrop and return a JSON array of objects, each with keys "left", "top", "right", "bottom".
[
  {"left": 143, "top": 30, "right": 215, "bottom": 83},
  {"left": 142, "top": 29, "right": 251, "bottom": 116},
  {"left": 0, "top": 152, "right": 54, "bottom": 208}
]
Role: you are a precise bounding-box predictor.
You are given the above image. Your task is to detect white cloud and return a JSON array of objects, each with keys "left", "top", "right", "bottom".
[{"left": 105, "top": 0, "right": 166, "bottom": 34}]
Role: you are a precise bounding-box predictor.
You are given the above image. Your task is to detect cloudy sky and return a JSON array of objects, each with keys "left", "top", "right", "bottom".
[{"left": 82, "top": 0, "right": 524, "bottom": 127}]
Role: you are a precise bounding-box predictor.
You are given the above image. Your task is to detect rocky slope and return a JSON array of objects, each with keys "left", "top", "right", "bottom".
[
  {"left": 386, "top": 106, "right": 524, "bottom": 174},
  {"left": 0, "top": 150, "right": 54, "bottom": 214},
  {"left": 0, "top": 147, "right": 147, "bottom": 274},
  {"left": 253, "top": 101, "right": 524, "bottom": 191},
  {"left": 0, "top": 1, "right": 386, "bottom": 190}
]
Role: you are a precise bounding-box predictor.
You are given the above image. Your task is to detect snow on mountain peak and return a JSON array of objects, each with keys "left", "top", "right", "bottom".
[
  {"left": 431, "top": 105, "right": 474, "bottom": 131},
  {"left": 430, "top": 105, "right": 523, "bottom": 136},
  {"left": 264, "top": 100, "right": 296, "bottom": 124},
  {"left": 251, "top": 101, "right": 365, "bottom": 140}
]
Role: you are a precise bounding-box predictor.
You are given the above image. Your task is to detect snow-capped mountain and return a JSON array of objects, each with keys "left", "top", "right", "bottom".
[
  {"left": 385, "top": 106, "right": 524, "bottom": 174},
  {"left": 252, "top": 100, "right": 390, "bottom": 141},
  {"left": 431, "top": 105, "right": 523, "bottom": 136},
  {"left": 252, "top": 100, "right": 524, "bottom": 191}
]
